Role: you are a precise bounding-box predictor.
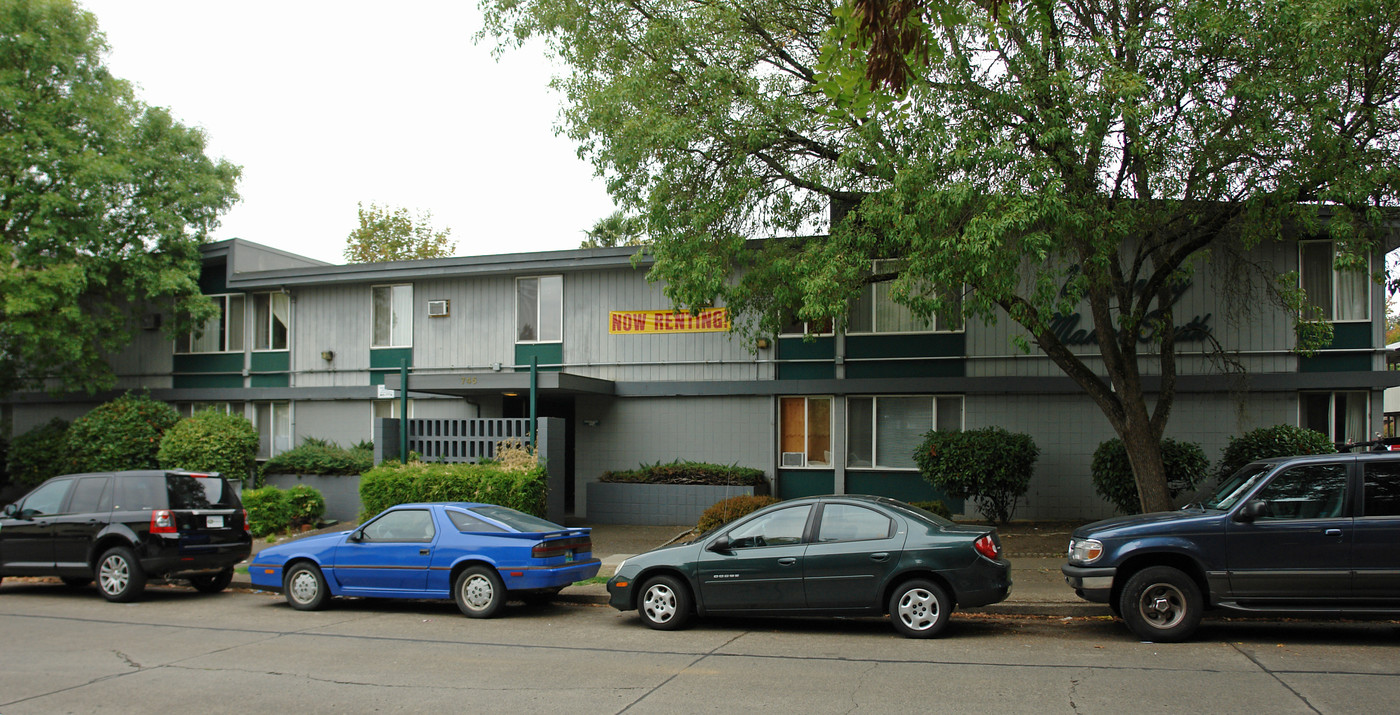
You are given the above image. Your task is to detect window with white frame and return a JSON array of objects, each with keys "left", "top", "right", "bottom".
[
  {"left": 1302, "top": 391, "right": 1369, "bottom": 445},
  {"left": 254, "top": 292, "right": 290, "bottom": 351},
  {"left": 848, "top": 259, "right": 963, "bottom": 334},
  {"left": 847, "top": 395, "right": 964, "bottom": 469},
  {"left": 372, "top": 399, "right": 413, "bottom": 430},
  {"left": 254, "top": 401, "right": 292, "bottom": 460},
  {"left": 779, "top": 396, "right": 833, "bottom": 468},
  {"left": 177, "top": 402, "right": 242, "bottom": 419},
  {"left": 516, "top": 275, "right": 563, "bottom": 342},
  {"left": 176, "top": 294, "right": 244, "bottom": 353},
  {"left": 780, "top": 316, "right": 834, "bottom": 337},
  {"left": 1300, "top": 241, "right": 1369, "bottom": 322},
  {"left": 372, "top": 285, "right": 413, "bottom": 347}
]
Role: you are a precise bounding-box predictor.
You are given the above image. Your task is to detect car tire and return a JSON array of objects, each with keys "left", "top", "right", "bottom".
[
  {"left": 638, "top": 574, "right": 693, "bottom": 631},
  {"left": 889, "top": 579, "right": 952, "bottom": 638},
  {"left": 284, "top": 562, "right": 329, "bottom": 611},
  {"left": 96, "top": 546, "right": 147, "bottom": 603},
  {"left": 454, "top": 566, "right": 506, "bottom": 618},
  {"left": 190, "top": 568, "right": 234, "bottom": 594},
  {"left": 61, "top": 577, "right": 92, "bottom": 589},
  {"left": 1118, "top": 566, "right": 1203, "bottom": 643}
]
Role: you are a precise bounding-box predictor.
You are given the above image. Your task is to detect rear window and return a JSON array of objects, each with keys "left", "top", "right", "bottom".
[
  {"left": 167, "top": 474, "right": 239, "bottom": 509},
  {"left": 469, "top": 505, "right": 562, "bottom": 533}
]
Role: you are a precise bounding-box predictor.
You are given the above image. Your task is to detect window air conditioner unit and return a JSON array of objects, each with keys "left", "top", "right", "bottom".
[
  {"left": 780, "top": 452, "right": 805, "bottom": 468},
  {"left": 141, "top": 313, "right": 162, "bottom": 330},
  {"left": 427, "top": 299, "right": 450, "bottom": 318}
]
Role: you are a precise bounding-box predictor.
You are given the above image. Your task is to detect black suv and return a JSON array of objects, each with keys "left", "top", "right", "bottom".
[
  {"left": 1, "top": 470, "right": 252, "bottom": 602},
  {"left": 1063, "top": 452, "right": 1400, "bottom": 641}
]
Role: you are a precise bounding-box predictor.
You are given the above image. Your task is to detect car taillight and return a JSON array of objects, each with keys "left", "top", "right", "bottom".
[
  {"left": 242, "top": 509, "right": 251, "bottom": 534},
  {"left": 150, "top": 509, "right": 177, "bottom": 534},
  {"left": 973, "top": 533, "right": 1000, "bottom": 560},
  {"left": 531, "top": 537, "right": 591, "bottom": 559}
]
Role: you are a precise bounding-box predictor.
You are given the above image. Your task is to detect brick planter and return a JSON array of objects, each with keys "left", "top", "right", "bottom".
[{"left": 586, "top": 482, "right": 761, "bottom": 525}]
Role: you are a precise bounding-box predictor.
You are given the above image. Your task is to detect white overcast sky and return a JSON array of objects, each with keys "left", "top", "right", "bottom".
[{"left": 81, "top": 1, "right": 616, "bottom": 265}]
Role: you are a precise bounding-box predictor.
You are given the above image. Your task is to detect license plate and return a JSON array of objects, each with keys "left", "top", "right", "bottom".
[
  {"left": 207, "top": 515, "right": 224, "bottom": 529},
  {"left": 565, "top": 552, "right": 574, "bottom": 563}
]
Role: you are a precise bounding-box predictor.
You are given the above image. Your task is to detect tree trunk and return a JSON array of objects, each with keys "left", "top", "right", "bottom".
[{"left": 1119, "top": 409, "right": 1173, "bottom": 513}]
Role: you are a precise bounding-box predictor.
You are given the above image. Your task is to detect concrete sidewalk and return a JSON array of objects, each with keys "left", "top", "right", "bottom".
[{"left": 235, "top": 522, "right": 1107, "bottom": 617}]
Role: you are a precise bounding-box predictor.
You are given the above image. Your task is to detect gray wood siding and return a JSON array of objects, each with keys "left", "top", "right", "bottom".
[{"left": 288, "top": 283, "right": 374, "bottom": 388}]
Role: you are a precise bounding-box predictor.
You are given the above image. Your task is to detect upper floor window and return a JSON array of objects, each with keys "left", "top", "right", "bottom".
[
  {"left": 254, "top": 292, "right": 290, "bottom": 351},
  {"left": 780, "top": 396, "right": 832, "bottom": 468},
  {"left": 176, "top": 294, "right": 244, "bottom": 354},
  {"left": 847, "top": 395, "right": 964, "bottom": 470},
  {"left": 517, "top": 275, "right": 562, "bottom": 343},
  {"left": 780, "top": 316, "right": 834, "bottom": 338},
  {"left": 372, "top": 285, "right": 412, "bottom": 348},
  {"left": 1300, "top": 241, "right": 1369, "bottom": 322},
  {"left": 848, "top": 259, "right": 963, "bottom": 334}
]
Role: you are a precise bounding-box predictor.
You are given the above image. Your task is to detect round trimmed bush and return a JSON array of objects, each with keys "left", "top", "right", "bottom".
[
  {"left": 914, "top": 427, "right": 1038, "bottom": 524},
  {"left": 696, "top": 495, "right": 779, "bottom": 534},
  {"left": 66, "top": 393, "right": 179, "bottom": 471},
  {"left": 242, "top": 486, "right": 293, "bottom": 538},
  {"left": 286, "top": 485, "right": 327, "bottom": 529},
  {"left": 7, "top": 418, "right": 71, "bottom": 488},
  {"left": 1091, "top": 438, "right": 1208, "bottom": 514},
  {"left": 1215, "top": 425, "right": 1335, "bottom": 480},
  {"left": 158, "top": 410, "right": 259, "bottom": 483}
]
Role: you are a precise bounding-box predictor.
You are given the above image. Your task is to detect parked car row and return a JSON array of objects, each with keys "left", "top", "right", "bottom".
[{"left": 5, "top": 451, "right": 1399, "bottom": 642}]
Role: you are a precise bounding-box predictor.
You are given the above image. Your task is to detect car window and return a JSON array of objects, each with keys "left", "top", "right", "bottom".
[
  {"left": 470, "top": 505, "right": 562, "bottom": 533},
  {"left": 20, "top": 479, "right": 74, "bottom": 517},
  {"left": 1199, "top": 464, "right": 1272, "bottom": 510},
  {"left": 115, "top": 476, "right": 166, "bottom": 510},
  {"left": 67, "top": 477, "right": 112, "bottom": 514},
  {"left": 1253, "top": 463, "right": 1348, "bottom": 520},
  {"left": 727, "top": 505, "right": 811, "bottom": 548},
  {"left": 362, "top": 509, "right": 436, "bottom": 542},
  {"left": 447, "top": 509, "right": 505, "bottom": 532},
  {"left": 1363, "top": 462, "right": 1400, "bottom": 517},
  {"left": 167, "top": 474, "right": 238, "bottom": 509},
  {"left": 817, "top": 504, "right": 893, "bottom": 543}
]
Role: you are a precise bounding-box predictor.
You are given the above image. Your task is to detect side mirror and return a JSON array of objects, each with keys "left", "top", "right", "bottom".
[
  {"left": 1236, "top": 500, "right": 1268, "bottom": 523},
  {"left": 2, "top": 503, "right": 15, "bottom": 517},
  {"left": 348, "top": 528, "right": 365, "bottom": 542},
  {"left": 708, "top": 535, "right": 731, "bottom": 553}
]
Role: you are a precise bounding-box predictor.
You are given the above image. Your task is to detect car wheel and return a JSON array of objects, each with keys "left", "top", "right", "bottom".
[
  {"left": 889, "top": 579, "right": 952, "bottom": 638},
  {"left": 638, "top": 574, "right": 693, "bottom": 631},
  {"left": 1118, "top": 566, "right": 1203, "bottom": 642},
  {"left": 190, "top": 568, "right": 234, "bottom": 594},
  {"left": 454, "top": 566, "right": 506, "bottom": 618},
  {"left": 284, "top": 562, "right": 329, "bottom": 611},
  {"left": 96, "top": 546, "right": 147, "bottom": 603},
  {"left": 60, "top": 577, "right": 92, "bottom": 589}
]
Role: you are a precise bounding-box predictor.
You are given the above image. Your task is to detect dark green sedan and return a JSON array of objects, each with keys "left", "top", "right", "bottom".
[{"left": 606, "top": 495, "right": 1011, "bottom": 638}]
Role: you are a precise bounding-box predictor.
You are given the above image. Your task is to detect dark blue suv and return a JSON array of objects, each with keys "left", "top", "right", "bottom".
[{"left": 1062, "top": 452, "right": 1400, "bottom": 641}]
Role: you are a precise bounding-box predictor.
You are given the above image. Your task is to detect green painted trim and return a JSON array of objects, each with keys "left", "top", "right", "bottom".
[
  {"left": 370, "top": 347, "right": 413, "bottom": 370},
  {"left": 514, "top": 343, "right": 563, "bottom": 372},
  {"left": 845, "top": 359, "right": 964, "bottom": 379},
  {"left": 844, "top": 472, "right": 964, "bottom": 512},
  {"left": 777, "top": 336, "right": 836, "bottom": 380},
  {"left": 777, "top": 470, "right": 835, "bottom": 499},
  {"left": 249, "top": 374, "right": 289, "bottom": 388},
  {"left": 199, "top": 265, "right": 227, "bottom": 294},
  {"left": 1329, "top": 322, "right": 1372, "bottom": 350},
  {"left": 1300, "top": 353, "right": 1372, "bottom": 373},
  {"left": 173, "top": 353, "right": 243, "bottom": 373},
  {"left": 250, "top": 351, "right": 290, "bottom": 372},
  {"left": 845, "top": 333, "right": 965, "bottom": 359},
  {"left": 173, "top": 374, "right": 243, "bottom": 389}
]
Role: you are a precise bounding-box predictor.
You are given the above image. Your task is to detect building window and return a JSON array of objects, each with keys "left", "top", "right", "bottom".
[
  {"left": 255, "top": 401, "right": 292, "bottom": 460},
  {"left": 779, "top": 396, "right": 832, "bottom": 468},
  {"left": 254, "top": 292, "right": 290, "bottom": 351},
  {"left": 1302, "top": 391, "right": 1369, "bottom": 444},
  {"left": 176, "top": 294, "right": 244, "bottom": 353},
  {"left": 848, "top": 259, "right": 963, "bottom": 334},
  {"left": 372, "top": 285, "right": 413, "bottom": 348},
  {"left": 1300, "top": 241, "right": 1369, "bottom": 322},
  {"left": 372, "top": 399, "right": 413, "bottom": 431},
  {"left": 516, "top": 276, "right": 563, "bottom": 343},
  {"left": 780, "top": 316, "right": 834, "bottom": 337},
  {"left": 847, "top": 395, "right": 963, "bottom": 470},
  {"left": 177, "top": 402, "right": 242, "bottom": 418}
]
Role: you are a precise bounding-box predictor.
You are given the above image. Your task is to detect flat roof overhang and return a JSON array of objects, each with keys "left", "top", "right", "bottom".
[{"left": 384, "top": 371, "right": 616, "bottom": 398}]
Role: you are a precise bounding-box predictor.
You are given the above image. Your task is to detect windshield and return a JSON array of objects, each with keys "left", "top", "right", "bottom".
[
  {"left": 469, "top": 505, "right": 563, "bottom": 533},
  {"left": 1187, "top": 463, "right": 1273, "bottom": 510}
]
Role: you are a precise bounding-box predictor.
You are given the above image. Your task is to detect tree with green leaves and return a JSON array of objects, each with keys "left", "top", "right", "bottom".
[
  {"left": 343, "top": 202, "right": 456, "bottom": 263},
  {"left": 483, "top": 0, "right": 1400, "bottom": 513},
  {"left": 581, "top": 210, "right": 647, "bottom": 248},
  {"left": 0, "top": 0, "right": 241, "bottom": 396}
]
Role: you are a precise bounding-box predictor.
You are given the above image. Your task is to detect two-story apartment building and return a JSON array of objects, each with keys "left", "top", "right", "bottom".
[{"left": 5, "top": 235, "right": 1397, "bottom": 520}]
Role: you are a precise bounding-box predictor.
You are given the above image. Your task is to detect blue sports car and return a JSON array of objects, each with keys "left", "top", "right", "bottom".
[{"left": 248, "top": 502, "right": 600, "bottom": 617}]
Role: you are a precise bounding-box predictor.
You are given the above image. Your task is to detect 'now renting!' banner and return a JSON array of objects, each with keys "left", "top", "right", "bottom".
[{"left": 609, "top": 308, "right": 730, "bottom": 335}]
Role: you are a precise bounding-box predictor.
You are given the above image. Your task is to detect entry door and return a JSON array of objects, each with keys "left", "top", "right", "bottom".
[
  {"left": 698, "top": 505, "right": 811, "bottom": 612},
  {"left": 0, "top": 479, "right": 74, "bottom": 570},
  {"left": 333, "top": 508, "right": 436, "bottom": 593},
  {"left": 1226, "top": 462, "right": 1352, "bottom": 603},
  {"left": 52, "top": 476, "right": 113, "bottom": 570}
]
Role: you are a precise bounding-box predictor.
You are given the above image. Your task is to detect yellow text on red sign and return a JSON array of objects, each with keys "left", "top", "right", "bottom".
[{"left": 609, "top": 308, "right": 731, "bottom": 335}]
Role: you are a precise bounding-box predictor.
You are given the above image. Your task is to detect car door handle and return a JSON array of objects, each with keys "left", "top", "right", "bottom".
[
  {"left": 870, "top": 552, "right": 890, "bottom": 562},
  {"left": 419, "top": 548, "right": 431, "bottom": 555},
  {"left": 1324, "top": 529, "right": 1343, "bottom": 539},
  {"left": 777, "top": 557, "right": 797, "bottom": 566}
]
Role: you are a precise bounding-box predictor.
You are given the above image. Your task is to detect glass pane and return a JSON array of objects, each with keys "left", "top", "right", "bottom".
[
  {"left": 274, "top": 403, "right": 292, "bottom": 456},
  {"left": 226, "top": 295, "right": 244, "bottom": 352},
  {"left": 191, "top": 297, "right": 223, "bottom": 353},
  {"left": 875, "top": 397, "right": 932, "bottom": 469},
  {"left": 936, "top": 396, "right": 964, "bottom": 432},
  {"left": 807, "top": 397, "right": 831, "bottom": 466},
  {"left": 372, "top": 286, "right": 391, "bottom": 347},
  {"left": 272, "top": 292, "right": 289, "bottom": 349},
  {"left": 254, "top": 294, "right": 271, "bottom": 349},
  {"left": 1339, "top": 391, "right": 1368, "bottom": 443},
  {"left": 1300, "top": 242, "right": 1333, "bottom": 318},
  {"left": 255, "top": 403, "right": 272, "bottom": 460},
  {"left": 1335, "top": 263, "right": 1369, "bottom": 321},
  {"left": 1255, "top": 464, "right": 1348, "bottom": 520},
  {"left": 817, "top": 504, "right": 892, "bottom": 542},
  {"left": 22, "top": 480, "right": 72, "bottom": 516},
  {"left": 727, "top": 505, "right": 811, "bottom": 548},
  {"left": 1302, "top": 393, "right": 1332, "bottom": 438},
  {"left": 1363, "top": 463, "right": 1400, "bottom": 517},
  {"left": 391, "top": 285, "right": 412, "bottom": 346},
  {"left": 68, "top": 477, "right": 110, "bottom": 513},
  {"left": 538, "top": 275, "right": 563, "bottom": 341},
  {"left": 847, "top": 397, "right": 874, "bottom": 468},
  {"left": 516, "top": 278, "right": 538, "bottom": 341},
  {"left": 873, "top": 281, "right": 929, "bottom": 333},
  {"left": 848, "top": 288, "right": 873, "bottom": 333},
  {"left": 779, "top": 398, "right": 806, "bottom": 456},
  {"left": 937, "top": 290, "right": 964, "bottom": 331}
]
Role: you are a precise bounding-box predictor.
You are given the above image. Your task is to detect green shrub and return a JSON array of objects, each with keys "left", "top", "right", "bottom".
[
  {"left": 696, "top": 494, "right": 779, "bottom": 533},
  {"left": 260, "top": 438, "right": 374, "bottom": 479},
  {"left": 358, "top": 461, "right": 548, "bottom": 518},
  {"left": 908, "top": 500, "right": 953, "bottom": 519},
  {"left": 600, "top": 460, "right": 768, "bottom": 490},
  {"left": 914, "top": 427, "right": 1039, "bottom": 525},
  {"left": 66, "top": 393, "right": 179, "bottom": 471},
  {"left": 157, "top": 410, "right": 259, "bottom": 483},
  {"left": 242, "top": 486, "right": 293, "bottom": 538},
  {"left": 286, "top": 485, "right": 327, "bottom": 529},
  {"left": 1215, "top": 425, "right": 1335, "bottom": 480},
  {"left": 1091, "top": 438, "right": 1208, "bottom": 514},
  {"left": 7, "top": 418, "right": 71, "bottom": 488}
]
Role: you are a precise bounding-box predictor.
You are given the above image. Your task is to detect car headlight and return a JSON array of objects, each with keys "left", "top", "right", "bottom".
[
  {"left": 1067, "top": 538, "right": 1104, "bottom": 564},
  {"left": 613, "top": 557, "right": 630, "bottom": 574}
]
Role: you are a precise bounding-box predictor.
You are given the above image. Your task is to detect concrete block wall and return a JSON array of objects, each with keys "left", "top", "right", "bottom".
[{"left": 586, "top": 482, "right": 757, "bottom": 525}]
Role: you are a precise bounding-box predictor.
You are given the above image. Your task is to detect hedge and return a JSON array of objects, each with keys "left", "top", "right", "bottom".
[
  {"left": 1215, "top": 424, "right": 1335, "bottom": 479},
  {"left": 158, "top": 410, "right": 259, "bottom": 482},
  {"left": 242, "top": 487, "right": 294, "bottom": 537},
  {"left": 358, "top": 461, "right": 548, "bottom": 518},
  {"left": 7, "top": 418, "right": 71, "bottom": 489},
  {"left": 696, "top": 495, "right": 779, "bottom": 533},
  {"left": 260, "top": 438, "right": 374, "bottom": 479},
  {"left": 66, "top": 393, "right": 180, "bottom": 471},
  {"left": 1091, "top": 438, "right": 1208, "bottom": 514},
  {"left": 599, "top": 460, "right": 767, "bottom": 489},
  {"left": 914, "top": 427, "right": 1038, "bottom": 524}
]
